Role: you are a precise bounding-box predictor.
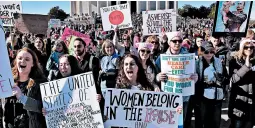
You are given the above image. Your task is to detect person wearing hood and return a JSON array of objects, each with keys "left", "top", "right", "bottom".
[
  {"left": 155, "top": 31, "right": 198, "bottom": 128},
  {"left": 228, "top": 39, "right": 255, "bottom": 128}
]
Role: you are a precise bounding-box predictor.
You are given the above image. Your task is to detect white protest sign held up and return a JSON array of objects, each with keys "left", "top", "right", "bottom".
[
  {"left": 0, "top": 1, "right": 22, "bottom": 26},
  {"left": 104, "top": 89, "right": 182, "bottom": 128},
  {"left": 100, "top": 3, "right": 133, "bottom": 31},
  {"left": 40, "top": 72, "right": 104, "bottom": 128},
  {"left": 49, "top": 19, "right": 61, "bottom": 28},
  {"left": 162, "top": 74, "right": 195, "bottom": 96},
  {"left": 142, "top": 9, "right": 176, "bottom": 35},
  {"left": 160, "top": 53, "right": 195, "bottom": 75},
  {"left": 0, "top": 19, "right": 14, "bottom": 98}
]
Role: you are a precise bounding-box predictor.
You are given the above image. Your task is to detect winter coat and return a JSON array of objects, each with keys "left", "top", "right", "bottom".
[{"left": 228, "top": 57, "right": 255, "bottom": 123}]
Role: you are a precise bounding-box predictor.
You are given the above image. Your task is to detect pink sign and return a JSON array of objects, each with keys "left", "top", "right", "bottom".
[{"left": 61, "top": 28, "right": 91, "bottom": 46}]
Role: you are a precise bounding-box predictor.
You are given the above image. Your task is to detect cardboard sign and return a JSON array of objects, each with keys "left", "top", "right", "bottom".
[
  {"left": 14, "top": 13, "right": 48, "bottom": 34},
  {"left": 0, "top": 19, "right": 14, "bottom": 98},
  {"left": 0, "top": 1, "right": 22, "bottom": 26},
  {"left": 160, "top": 53, "right": 195, "bottom": 75},
  {"left": 100, "top": 3, "right": 133, "bottom": 31},
  {"left": 142, "top": 9, "right": 176, "bottom": 35},
  {"left": 40, "top": 72, "right": 104, "bottom": 128},
  {"left": 49, "top": 19, "right": 61, "bottom": 28},
  {"left": 162, "top": 74, "right": 194, "bottom": 96},
  {"left": 104, "top": 89, "right": 182, "bottom": 128}
]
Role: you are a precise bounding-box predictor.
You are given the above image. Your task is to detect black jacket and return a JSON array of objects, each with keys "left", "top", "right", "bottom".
[
  {"left": 228, "top": 57, "right": 255, "bottom": 123},
  {"left": 3, "top": 78, "right": 47, "bottom": 128}
]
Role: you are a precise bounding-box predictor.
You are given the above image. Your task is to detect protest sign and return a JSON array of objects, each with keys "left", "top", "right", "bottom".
[
  {"left": 40, "top": 72, "right": 104, "bottom": 128},
  {"left": 14, "top": 13, "right": 48, "bottom": 34},
  {"left": 48, "top": 19, "right": 61, "bottom": 28},
  {"left": 162, "top": 74, "right": 194, "bottom": 96},
  {"left": 160, "top": 53, "right": 195, "bottom": 75},
  {"left": 142, "top": 9, "right": 177, "bottom": 35},
  {"left": 104, "top": 89, "right": 182, "bottom": 128},
  {"left": 213, "top": 1, "right": 253, "bottom": 37},
  {"left": 61, "top": 28, "right": 91, "bottom": 55},
  {"left": 0, "top": 19, "right": 14, "bottom": 98},
  {"left": 0, "top": 1, "right": 22, "bottom": 26},
  {"left": 100, "top": 3, "right": 133, "bottom": 31}
]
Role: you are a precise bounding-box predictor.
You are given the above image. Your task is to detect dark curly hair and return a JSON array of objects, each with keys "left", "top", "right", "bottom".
[{"left": 116, "top": 54, "right": 154, "bottom": 90}]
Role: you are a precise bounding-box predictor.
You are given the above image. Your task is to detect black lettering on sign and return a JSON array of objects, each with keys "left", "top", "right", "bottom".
[
  {"left": 146, "top": 12, "right": 173, "bottom": 34},
  {"left": 119, "top": 4, "right": 127, "bottom": 10},
  {"left": 135, "top": 122, "right": 147, "bottom": 128},
  {"left": 105, "top": 106, "right": 118, "bottom": 120}
]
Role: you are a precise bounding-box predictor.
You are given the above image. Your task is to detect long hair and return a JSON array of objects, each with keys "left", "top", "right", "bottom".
[
  {"left": 116, "top": 54, "right": 154, "bottom": 90},
  {"left": 52, "top": 39, "right": 69, "bottom": 54},
  {"left": 59, "top": 54, "right": 82, "bottom": 76},
  {"left": 12, "top": 48, "right": 46, "bottom": 82},
  {"left": 34, "top": 37, "right": 46, "bottom": 53},
  {"left": 234, "top": 42, "right": 255, "bottom": 60}
]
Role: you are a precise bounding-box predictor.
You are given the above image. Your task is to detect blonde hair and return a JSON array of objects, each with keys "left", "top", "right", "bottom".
[
  {"left": 246, "top": 29, "right": 254, "bottom": 39},
  {"left": 102, "top": 39, "right": 115, "bottom": 55},
  {"left": 146, "top": 35, "right": 159, "bottom": 44},
  {"left": 234, "top": 42, "right": 252, "bottom": 60}
]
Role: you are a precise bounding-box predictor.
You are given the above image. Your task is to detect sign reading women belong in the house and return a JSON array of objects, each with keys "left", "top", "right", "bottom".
[
  {"left": 0, "top": 19, "right": 14, "bottom": 98},
  {"left": 100, "top": 3, "right": 133, "bottom": 31}
]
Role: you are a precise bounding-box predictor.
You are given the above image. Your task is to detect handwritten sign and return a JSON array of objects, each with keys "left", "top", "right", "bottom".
[
  {"left": 14, "top": 13, "right": 48, "bottom": 34},
  {"left": 40, "top": 72, "right": 104, "bottom": 128},
  {"left": 104, "top": 89, "right": 182, "bottom": 128},
  {"left": 162, "top": 74, "right": 194, "bottom": 96},
  {"left": 160, "top": 53, "right": 195, "bottom": 75},
  {"left": 0, "top": 1, "right": 22, "bottom": 26},
  {"left": 142, "top": 9, "right": 176, "bottom": 35},
  {"left": 48, "top": 19, "right": 61, "bottom": 28},
  {"left": 0, "top": 19, "right": 14, "bottom": 98},
  {"left": 100, "top": 3, "right": 133, "bottom": 31}
]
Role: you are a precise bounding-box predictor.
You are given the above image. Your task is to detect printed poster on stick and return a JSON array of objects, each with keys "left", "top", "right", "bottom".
[
  {"left": 0, "top": 19, "right": 14, "bottom": 98},
  {"left": 49, "top": 19, "right": 61, "bottom": 28},
  {"left": 160, "top": 53, "right": 195, "bottom": 75},
  {"left": 162, "top": 74, "right": 195, "bottom": 96},
  {"left": 142, "top": 9, "right": 176, "bottom": 35},
  {"left": 40, "top": 72, "right": 104, "bottom": 128},
  {"left": 0, "top": 1, "right": 22, "bottom": 26},
  {"left": 61, "top": 27, "right": 91, "bottom": 55},
  {"left": 104, "top": 89, "right": 182, "bottom": 128},
  {"left": 100, "top": 3, "right": 133, "bottom": 31}
]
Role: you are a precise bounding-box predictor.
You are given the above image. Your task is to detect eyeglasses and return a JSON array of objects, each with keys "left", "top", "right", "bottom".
[
  {"left": 140, "top": 49, "right": 151, "bottom": 54},
  {"left": 171, "top": 40, "right": 183, "bottom": 44},
  {"left": 244, "top": 46, "right": 254, "bottom": 50},
  {"left": 204, "top": 51, "right": 215, "bottom": 54}
]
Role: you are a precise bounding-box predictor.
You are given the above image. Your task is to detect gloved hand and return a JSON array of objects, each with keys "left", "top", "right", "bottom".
[{"left": 214, "top": 72, "right": 225, "bottom": 86}]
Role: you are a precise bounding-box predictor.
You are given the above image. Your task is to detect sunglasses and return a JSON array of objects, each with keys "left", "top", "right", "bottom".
[
  {"left": 244, "top": 46, "right": 254, "bottom": 50},
  {"left": 204, "top": 51, "right": 215, "bottom": 54},
  {"left": 140, "top": 49, "right": 151, "bottom": 54},
  {"left": 151, "top": 41, "right": 158, "bottom": 44},
  {"left": 171, "top": 40, "right": 183, "bottom": 44}
]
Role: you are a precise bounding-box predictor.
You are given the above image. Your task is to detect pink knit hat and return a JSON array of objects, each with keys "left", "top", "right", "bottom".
[
  {"left": 135, "top": 42, "right": 153, "bottom": 51},
  {"left": 166, "top": 31, "right": 183, "bottom": 42}
]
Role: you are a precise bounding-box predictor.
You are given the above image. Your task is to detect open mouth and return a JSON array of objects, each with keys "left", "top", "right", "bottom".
[
  {"left": 19, "top": 65, "right": 26, "bottom": 69},
  {"left": 127, "top": 71, "right": 133, "bottom": 75}
]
